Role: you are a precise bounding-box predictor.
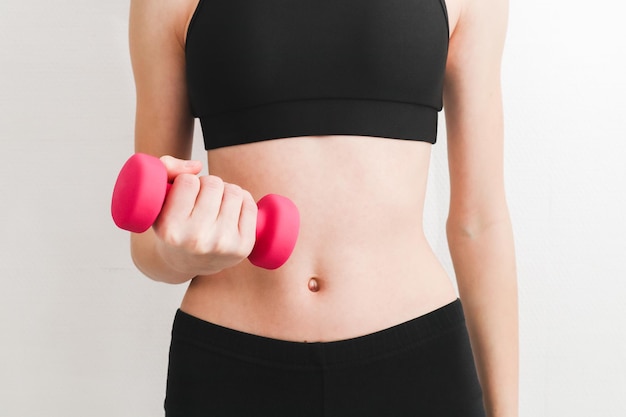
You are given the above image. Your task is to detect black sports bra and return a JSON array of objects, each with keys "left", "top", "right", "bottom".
[{"left": 185, "top": 0, "right": 449, "bottom": 150}]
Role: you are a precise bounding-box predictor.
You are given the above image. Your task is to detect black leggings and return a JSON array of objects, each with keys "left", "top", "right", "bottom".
[{"left": 165, "top": 299, "right": 485, "bottom": 417}]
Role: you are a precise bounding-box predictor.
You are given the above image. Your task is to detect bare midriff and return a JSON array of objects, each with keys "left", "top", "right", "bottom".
[{"left": 180, "top": 135, "right": 457, "bottom": 342}]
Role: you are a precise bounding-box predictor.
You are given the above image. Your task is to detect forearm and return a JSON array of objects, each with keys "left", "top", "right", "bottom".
[
  {"left": 130, "top": 229, "right": 196, "bottom": 285},
  {"left": 447, "top": 216, "right": 518, "bottom": 417}
]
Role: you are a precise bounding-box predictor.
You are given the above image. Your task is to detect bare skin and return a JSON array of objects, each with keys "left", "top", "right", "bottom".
[
  {"left": 128, "top": 0, "right": 518, "bottom": 415},
  {"left": 183, "top": 136, "right": 457, "bottom": 341}
]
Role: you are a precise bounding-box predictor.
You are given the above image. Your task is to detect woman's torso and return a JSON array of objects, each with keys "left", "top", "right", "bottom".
[
  {"left": 181, "top": 137, "right": 457, "bottom": 342},
  {"left": 179, "top": 0, "right": 461, "bottom": 342}
]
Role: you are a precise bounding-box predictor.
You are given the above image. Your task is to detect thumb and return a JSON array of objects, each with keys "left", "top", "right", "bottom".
[{"left": 160, "top": 155, "right": 203, "bottom": 182}]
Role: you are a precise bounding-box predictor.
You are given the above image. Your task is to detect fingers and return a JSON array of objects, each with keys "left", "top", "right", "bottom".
[
  {"left": 193, "top": 179, "right": 257, "bottom": 243},
  {"left": 192, "top": 175, "right": 225, "bottom": 223},
  {"left": 155, "top": 173, "right": 200, "bottom": 231},
  {"left": 217, "top": 183, "right": 246, "bottom": 231},
  {"left": 154, "top": 170, "right": 258, "bottom": 266},
  {"left": 238, "top": 190, "right": 258, "bottom": 251},
  {"left": 160, "top": 155, "right": 203, "bottom": 182},
  {"left": 213, "top": 184, "right": 258, "bottom": 255}
]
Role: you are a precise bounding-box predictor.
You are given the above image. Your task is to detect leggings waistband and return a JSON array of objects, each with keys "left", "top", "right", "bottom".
[{"left": 171, "top": 299, "right": 465, "bottom": 369}]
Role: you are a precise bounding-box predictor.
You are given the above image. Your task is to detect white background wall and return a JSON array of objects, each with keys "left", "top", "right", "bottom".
[{"left": 1, "top": 0, "right": 624, "bottom": 415}]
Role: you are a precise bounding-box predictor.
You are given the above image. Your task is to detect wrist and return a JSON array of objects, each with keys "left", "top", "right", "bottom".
[
  {"left": 155, "top": 239, "right": 223, "bottom": 279},
  {"left": 130, "top": 231, "right": 197, "bottom": 284}
]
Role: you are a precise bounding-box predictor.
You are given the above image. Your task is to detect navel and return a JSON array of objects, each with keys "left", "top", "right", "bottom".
[{"left": 307, "top": 277, "right": 320, "bottom": 293}]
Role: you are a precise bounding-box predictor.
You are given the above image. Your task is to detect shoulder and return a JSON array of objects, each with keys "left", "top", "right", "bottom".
[
  {"left": 446, "top": 0, "right": 509, "bottom": 48},
  {"left": 129, "top": 0, "right": 199, "bottom": 50},
  {"left": 444, "top": 0, "right": 508, "bottom": 97}
]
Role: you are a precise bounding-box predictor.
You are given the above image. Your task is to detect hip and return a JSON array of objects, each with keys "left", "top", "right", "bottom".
[{"left": 165, "top": 298, "right": 485, "bottom": 417}]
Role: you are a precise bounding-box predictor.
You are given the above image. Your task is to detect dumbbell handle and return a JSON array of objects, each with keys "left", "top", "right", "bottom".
[{"left": 111, "top": 153, "right": 299, "bottom": 269}]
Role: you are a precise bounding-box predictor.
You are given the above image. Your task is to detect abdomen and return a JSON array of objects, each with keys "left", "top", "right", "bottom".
[{"left": 180, "top": 136, "right": 457, "bottom": 342}]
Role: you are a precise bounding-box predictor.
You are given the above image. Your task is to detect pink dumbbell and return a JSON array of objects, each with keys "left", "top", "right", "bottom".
[{"left": 111, "top": 153, "right": 299, "bottom": 270}]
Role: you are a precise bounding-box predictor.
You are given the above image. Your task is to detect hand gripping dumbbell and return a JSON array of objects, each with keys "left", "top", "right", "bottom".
[{"left": 111, "top": 153, "right": 299, "bottom": 269}]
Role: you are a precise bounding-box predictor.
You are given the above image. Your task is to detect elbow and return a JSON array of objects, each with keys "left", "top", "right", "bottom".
[
  {"left": 446, "top": 207, "right": 513, "bottom": 243},
  {"left": 446, "top": 218, "right": 494, "bottom": 241},
  {"left": 129, "top": 234, "right": 154, "bottom": 280}
]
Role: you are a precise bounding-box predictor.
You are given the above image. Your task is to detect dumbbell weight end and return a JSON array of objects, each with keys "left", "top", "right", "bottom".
[
  {"left": 111, "top": 153, "right": 169, "bottom": 234},
  {"left": 249, "top": 194, "right": 300, "bottom": 269}
]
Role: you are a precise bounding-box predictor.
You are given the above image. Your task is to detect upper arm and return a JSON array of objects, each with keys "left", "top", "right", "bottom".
[
  {"left": 443, "top": 0, "right": 509, "bottom": 230},
  {"left": 129, "top": 0, "right": 195, "bottom": 159}
]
